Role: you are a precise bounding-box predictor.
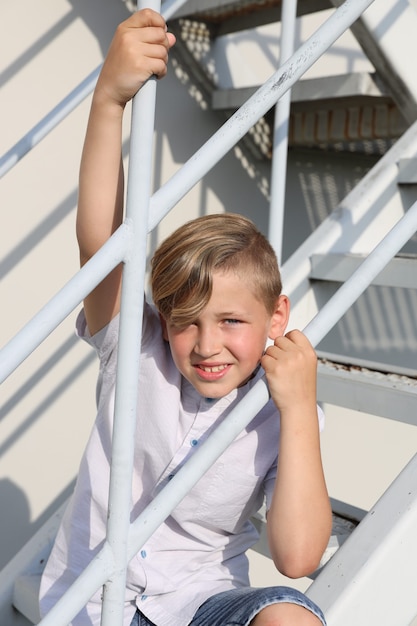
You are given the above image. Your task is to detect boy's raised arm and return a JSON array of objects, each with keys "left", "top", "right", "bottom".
[{"left": 76, "top": 10, "right": 175, "bottom": 335}]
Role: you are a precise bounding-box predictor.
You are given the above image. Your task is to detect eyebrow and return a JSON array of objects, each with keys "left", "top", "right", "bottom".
[{"left": 216, "top": 310, "right": 251, "bottom": 319}]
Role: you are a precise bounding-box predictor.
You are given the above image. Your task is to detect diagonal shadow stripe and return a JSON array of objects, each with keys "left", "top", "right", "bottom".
[
  {"left": 0, "top": 334, "right": 78, "bottom": 422},
  {"left": 0, "top": 350, "right": 96, "bottom": 458},
  {"left": 0, "top": 11, "right": 76, "bottom": 89},
  {"left": 0, "top": 189, "right": 77, "bottom": 280}
]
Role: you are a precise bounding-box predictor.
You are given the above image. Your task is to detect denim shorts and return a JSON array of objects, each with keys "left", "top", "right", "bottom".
[{"left": 130, "top": 586, "right": 326, "bottom": 626}]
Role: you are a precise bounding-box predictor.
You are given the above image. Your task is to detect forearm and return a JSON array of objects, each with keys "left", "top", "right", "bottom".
[
  {"left": 76, "top": 91, "right": 125, "bottom": 265},
  {"left": 266, "top": 405, "right": 332, "bottom": 578}
]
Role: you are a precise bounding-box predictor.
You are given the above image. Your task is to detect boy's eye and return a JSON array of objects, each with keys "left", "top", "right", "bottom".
[{"left": 224, "top": 318, "right": 241, "bottom": 325}]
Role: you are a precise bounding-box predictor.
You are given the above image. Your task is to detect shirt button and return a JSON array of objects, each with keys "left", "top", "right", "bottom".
[
  {"left": 140, "top": 550, "right": 147, "bottom": 558},
  {"left": 141, "top": 595, "right": 148, "bottom": 601},
  {"left": 190, "top": 439, "right": 199, "bottom": 447}
]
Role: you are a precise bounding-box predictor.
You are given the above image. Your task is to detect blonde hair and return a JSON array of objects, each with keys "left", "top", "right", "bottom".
[{"left": 151, "top": 213, "right": 282, "bottom": 326}]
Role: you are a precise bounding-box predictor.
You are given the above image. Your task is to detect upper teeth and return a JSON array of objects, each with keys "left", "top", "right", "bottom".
[{"left": 199, "top": 364, "right": 228, "bottom": 373}]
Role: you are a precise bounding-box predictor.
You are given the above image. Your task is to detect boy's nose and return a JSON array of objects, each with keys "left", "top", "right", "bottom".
[{"left": 194, "top": 326, "right": 221, "bottom": 357}]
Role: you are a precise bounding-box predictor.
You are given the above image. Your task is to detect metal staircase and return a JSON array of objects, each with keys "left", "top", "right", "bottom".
[{"left": 1, "top": 1, "right": 417, "bottom": 624}]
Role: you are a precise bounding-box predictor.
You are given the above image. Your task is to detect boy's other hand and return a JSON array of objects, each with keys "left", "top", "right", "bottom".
[{"left": 261, "top": 330, "right": 317, "bottom": 415}]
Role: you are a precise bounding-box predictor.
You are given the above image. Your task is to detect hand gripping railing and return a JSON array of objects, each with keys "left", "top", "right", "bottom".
[{"left": 1, "top": 1, "right": 384, "bottom": 624}]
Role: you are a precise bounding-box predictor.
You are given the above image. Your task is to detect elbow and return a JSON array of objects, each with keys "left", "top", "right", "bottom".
[
  {"left": 269, "top": 529, "right": 331, "bottom": 579},
  {"left": 267, "top": 508, "right": 333, "bottom": 578},
  {"left": 273, "top": 551, "right": 323, "bottom": 579}
]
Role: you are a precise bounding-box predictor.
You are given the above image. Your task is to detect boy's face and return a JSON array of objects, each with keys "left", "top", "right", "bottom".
[{"left": 161, "top": 270, "right": 289, "bottom": 399}]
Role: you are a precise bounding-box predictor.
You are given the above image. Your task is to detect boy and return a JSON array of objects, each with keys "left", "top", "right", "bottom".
[{"left": 40, "top": 9, "right": 332, "bottom": 626}]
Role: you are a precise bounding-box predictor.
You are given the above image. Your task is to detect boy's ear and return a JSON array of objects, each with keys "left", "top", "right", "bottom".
[
  {"left": 268, "top": 294, "right": 290, "bottom": 340},
  {"left": 159, "top": 314, "right": 169, "bottom": 341}
]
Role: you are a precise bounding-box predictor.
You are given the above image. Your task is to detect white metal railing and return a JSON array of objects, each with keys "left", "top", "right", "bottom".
[
  {"left": 5, "top": 1, "right": 406, "bottom": 624},
  {"left": 268, "top": 0, "right": 297, "bottom": 263}
]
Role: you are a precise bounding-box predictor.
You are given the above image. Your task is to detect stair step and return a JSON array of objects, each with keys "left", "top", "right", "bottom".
[
  {"left": 310, "top": 252, "right": 417, "bottom": 288},
  {"left": 212, "top": 73, "right": 406, "bottom": 150},
  {"left": 0, "top": 502, "right": 66, "bottom": 626},
  {"left": 212, "top": 72, "right": 388, "bottom": 111},
  {"left": 317, "top": 358, "right": 417, "bottom": 425},
  {"left": 172, "top": 0, "right": 333, "bottom": 33}
]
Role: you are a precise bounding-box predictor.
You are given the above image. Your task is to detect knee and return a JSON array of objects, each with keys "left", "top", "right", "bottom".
[{"left": 250, "top": 602, "right": 323, "bottom": 626}]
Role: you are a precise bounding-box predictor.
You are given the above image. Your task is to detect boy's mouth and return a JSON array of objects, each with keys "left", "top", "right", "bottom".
[{"left": 197, "top": 363, "right": 229, "bottom": 373}]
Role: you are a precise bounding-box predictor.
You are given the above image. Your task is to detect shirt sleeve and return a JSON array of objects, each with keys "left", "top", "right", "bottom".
[{"left": 75, "top": 299, "right": 161, "bottom": 367}]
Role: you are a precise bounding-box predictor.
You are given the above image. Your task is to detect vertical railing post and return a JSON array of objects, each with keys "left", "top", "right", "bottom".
[
  {"left": 100, "top": 2, "right": 161, "bottom": 624},
  {"left": 268, "top": 0, "right": 298, "bottom": 264}
]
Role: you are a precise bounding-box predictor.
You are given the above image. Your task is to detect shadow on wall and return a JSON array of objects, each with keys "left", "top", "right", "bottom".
[
  {"left": 0, "top": 479, "right": 31, "bottom": 568},
  {"left": 66, "top": 0, "right": 131, "bottom": 55},
  {"left": 0, "top": 478, "right": 75, "bottom": 570},
  {"left": 0, "top": 0, "right": 130, "bottom": 93}
]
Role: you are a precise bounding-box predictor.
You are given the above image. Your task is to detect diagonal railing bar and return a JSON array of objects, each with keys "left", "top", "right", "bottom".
[
  {"left": 0, "top": 0, "right": 189, "bottom": 180},
  {"left": 38, "top": 197, "right": 417, "bottom": 626},
  {"left": 0, "top": 224, "right": 130, "bottom": 384},
  {"left": 0, "top": 0, "right": 376, "bottom": 386}
]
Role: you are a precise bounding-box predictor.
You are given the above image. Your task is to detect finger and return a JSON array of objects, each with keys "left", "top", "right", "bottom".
[
  {"left": 129, "top": 8, "right": 167, "bottom": 29},
  {"left": 274, "top": 329, "right": 312, "bottom": 350}
]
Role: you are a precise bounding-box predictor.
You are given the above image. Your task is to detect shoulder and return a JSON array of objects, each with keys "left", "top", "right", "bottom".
[{"left": 76, "top": 299, "right": 162, "bottom": 353}]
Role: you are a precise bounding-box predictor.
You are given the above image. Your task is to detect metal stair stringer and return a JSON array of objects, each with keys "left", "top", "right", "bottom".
[{"left": 306, "top": 451, "right": 417, "bottom": 625}]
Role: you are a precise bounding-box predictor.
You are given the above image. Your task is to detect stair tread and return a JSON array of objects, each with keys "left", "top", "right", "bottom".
[
  {"left": 172, "top": 0, "right": 332, "bottom": 25},
  {"left": 317, "top": 357, "right": 417, "bottom": 425},
  {"left": 212, "top": 72, "right": 389, "bottom": 111}
]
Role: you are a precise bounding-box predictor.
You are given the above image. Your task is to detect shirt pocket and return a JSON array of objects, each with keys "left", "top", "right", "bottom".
[{"left": 172, "top": 461, "right": 264, "bottom": 534}]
